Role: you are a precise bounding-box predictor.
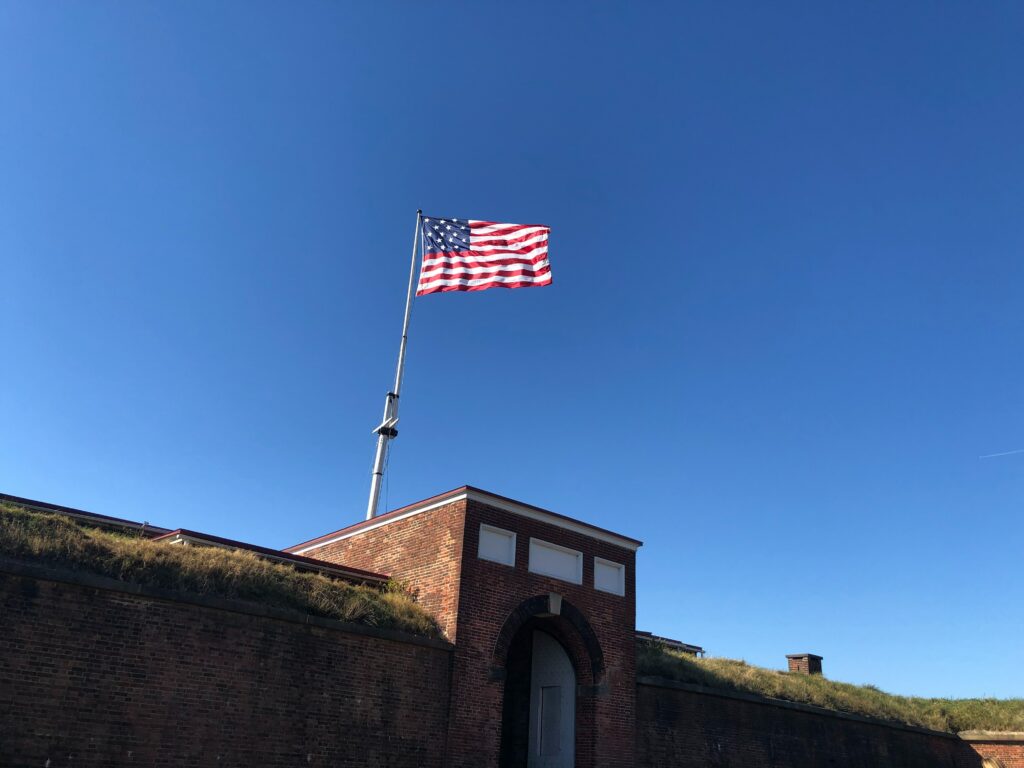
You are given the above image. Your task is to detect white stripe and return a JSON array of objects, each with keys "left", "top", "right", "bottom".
[
  {"left": 469, "top": 233, "right": 549, "bottom": 251},
  {"left": 421, "top": 246, "right": 548, "bottom": 268},
  {"left": 420, "top": 259, "right": 550, "bottom": 280},
  {"left": 469, "top": 222, "right": 549, "bottom": 236},
  {"left": 419, "top": 273, "right": 552, "bottom": 291}
]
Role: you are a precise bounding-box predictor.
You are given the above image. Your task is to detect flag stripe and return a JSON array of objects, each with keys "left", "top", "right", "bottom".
[
  {"left": 467, "top": 222, "right": 548, "bottom": 236},
  {"left": 421, "top": 247, "right": 547, "bottom": 268},
  {"left": 469, "top": 235, "right": 549, "bottom": 251},
  {"left": 419, "top": 262, "right": 551, "bottom": 280},
  {"left": 418, "top": 273, "right": 553, "bottom": 292}
]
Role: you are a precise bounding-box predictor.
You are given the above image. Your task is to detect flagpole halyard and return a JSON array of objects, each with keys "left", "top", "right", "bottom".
[{"left": 366, "top": 210, "right": 422, "bottom": 520}]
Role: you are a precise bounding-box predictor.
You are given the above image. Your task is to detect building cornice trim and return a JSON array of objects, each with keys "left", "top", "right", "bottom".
[
  {"left": 287, "top": 486, "right": 642, "bottom": 555},
  {"left": 288, "top": 492, "right": 469, "bottom": 555}
]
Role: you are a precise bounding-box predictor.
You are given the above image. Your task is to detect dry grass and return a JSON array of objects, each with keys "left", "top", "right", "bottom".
[
  {"left": 638, "top": 643, "right": 1024, "bottom": 733},
  {"left": 0, "top": 502, "right": 442, "bottom": 639}
]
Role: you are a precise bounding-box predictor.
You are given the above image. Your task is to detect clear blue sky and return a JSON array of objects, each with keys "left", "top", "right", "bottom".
[{"left": 2, "top": 2, "right": 1022, "bottom": 699}]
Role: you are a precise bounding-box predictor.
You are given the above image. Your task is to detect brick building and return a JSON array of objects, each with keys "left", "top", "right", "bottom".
[{"left": 286, "top": 486, "right": 642, "bottom": 768}]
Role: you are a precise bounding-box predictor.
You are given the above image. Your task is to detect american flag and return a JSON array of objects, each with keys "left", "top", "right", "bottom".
[{"left": 417, "top": 215, "right": 552, "bottom": 296}]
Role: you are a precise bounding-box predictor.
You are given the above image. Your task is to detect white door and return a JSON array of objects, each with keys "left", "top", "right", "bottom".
[{"left": 528, "top": 631, "right": 575, "bottom": 768}]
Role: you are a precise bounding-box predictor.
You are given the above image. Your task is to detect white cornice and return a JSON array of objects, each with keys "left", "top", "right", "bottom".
[
  {"left": 290, "top": 493, "right": 470, "bottom": 555},
  {"left": 291, "top": 489, "right": 641, "bottom": 555}
]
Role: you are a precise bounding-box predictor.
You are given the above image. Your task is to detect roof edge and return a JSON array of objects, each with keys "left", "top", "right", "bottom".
[
  {"left": 287, "top": 485, "right": 643, "bottom": 555},
  {"left": 958, "top": 731, "right": 1024, "bottom": 743},
  {"left": 1, "top": 492, "right": 172, "bottom": 537},
  {"left": 154, "top": 529, "right": 390, "bottom": 583}
]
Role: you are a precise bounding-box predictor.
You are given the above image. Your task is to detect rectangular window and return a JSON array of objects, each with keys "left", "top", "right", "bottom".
[
  {"left": 478, "top": 524, "right": 516, "bottom": 566},
  {"left": 539, "top": 685, "right": 561, "bottom": 756},
  {"left": 594, "top": 557, "right": 625, "bottom": 596},
  {"left": 528, "top": 538, "right": 583, "bottom": 584}
]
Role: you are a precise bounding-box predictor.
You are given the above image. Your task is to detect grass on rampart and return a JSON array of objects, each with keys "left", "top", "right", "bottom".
[
  {"left": 0, "top": 501, "right": 442, "bottom": 639},
  {"left": 638, "top": 642, "right": 1024, "bottom": 734}
]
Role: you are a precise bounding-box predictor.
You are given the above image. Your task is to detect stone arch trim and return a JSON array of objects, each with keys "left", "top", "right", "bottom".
[{"left": 491, "top": 594, "right": 605, "bottom": 684}]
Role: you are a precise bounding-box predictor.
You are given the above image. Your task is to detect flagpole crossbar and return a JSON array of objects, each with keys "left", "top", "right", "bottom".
[{"left": 373, "top": 393, "right": 399, "bottom": 438}]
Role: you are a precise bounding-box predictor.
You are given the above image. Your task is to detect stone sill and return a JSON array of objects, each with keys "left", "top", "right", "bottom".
[{"left": 959, "top": 731, "right": 1024, "bottom": 743}]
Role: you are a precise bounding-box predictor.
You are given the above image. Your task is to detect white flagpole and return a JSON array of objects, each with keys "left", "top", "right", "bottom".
[{"left": 366, "top": 210, "right": 422, "bottom": 520}]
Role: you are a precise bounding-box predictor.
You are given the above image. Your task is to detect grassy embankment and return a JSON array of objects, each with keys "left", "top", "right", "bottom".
[
  {"left": 638, "top": 642, "right": 1024, "bottom": 734},
  {"left": 0, "top": 501, "right": 441, "bottom": 639}
]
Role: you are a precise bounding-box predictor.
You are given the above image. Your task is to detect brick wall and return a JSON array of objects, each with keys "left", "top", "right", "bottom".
[
  {"left": 636, "top": 678, "right": 984, "bottom": 768},
  {"left": 306, "top": 493, "right": 639, "bottom": 768},
  {"left": 308, "top": 500, "right": 466, "bottom": 640},
  {"left": 4, "top": 531, "right": 1021, "bottom": 768},
  {"left": 447, "top": 498, "right": 638, "bottom": 768},
  {"left": 0, "top": 559, "right": 452, "bottom": 768},
  {"left": 785, "top": 654, "right": 822, "bottom": 675},
  {"left": 962, "top": 735, "right": 1024, "bottom": 767}
]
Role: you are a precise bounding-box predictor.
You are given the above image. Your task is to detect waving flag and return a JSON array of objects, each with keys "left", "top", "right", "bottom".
[{"left": 417, "top": 216, "right": 552, "bottom": 296}]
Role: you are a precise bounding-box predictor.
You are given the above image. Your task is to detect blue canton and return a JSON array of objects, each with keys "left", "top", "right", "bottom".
[{"left": 422, "top": 216, "right": 470, "bottom": 254}]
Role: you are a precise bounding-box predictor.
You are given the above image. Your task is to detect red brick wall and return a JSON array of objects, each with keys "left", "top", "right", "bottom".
[
  {"left": 0, "top": 561, "right": 452, "bottom": 768},
  {"left": 309, "top": 495, "right": 639, "bottom": 768},
  {"left": 786, "top": 654, "right": 822, "bottom": 675},
  {"left": 446, "top": 499, "right": 638, "bottom": 768},
  {"left": 309, "top": 500, "right": 466, "bottom": 640},
  {"left": 636, "top": 679, "right": 984, "bottom": 768},
  {"left": 964, "top": 740, "right": 1024, "bottom": 767}
]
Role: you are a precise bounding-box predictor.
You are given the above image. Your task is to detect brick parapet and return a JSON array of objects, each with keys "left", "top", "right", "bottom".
[
  {"left": 639, "top": 677, "right": 959, "bottom": 738},
  {"left": 636, "top": 680, "right": 982, "bottom": 768},
  {"left": 308, "top": 500, "right": 467, "bottom": 640},
  {"left": 0, "top": 562, "right": 452, "bottom": 767},
  {"left": 960, "top": 733, "right": 1024, "bottom": 767},
  {"left": 0, "top": 556, "right": 453, "bottom": 650}
]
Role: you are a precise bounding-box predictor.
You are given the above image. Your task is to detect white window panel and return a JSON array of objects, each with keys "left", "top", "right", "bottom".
[
  {"left": 594, "top": 557, "right": 625, "bottom": 596},
  {"left": 478, "top": 524, "right": 516, "bottom": 566},
  {"left": 528, "top": 538, "right": 582, "bottom": 584}
]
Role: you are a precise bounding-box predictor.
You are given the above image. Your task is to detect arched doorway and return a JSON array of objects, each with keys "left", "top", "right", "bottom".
[
  {"left": 528, "top": 630, "right": 575, "bottom": 766},
  {"left": 496, "top": 595, "right": 604, "bottom": 768}
]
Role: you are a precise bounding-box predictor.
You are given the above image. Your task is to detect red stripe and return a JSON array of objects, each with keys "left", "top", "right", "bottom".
[
  {"left": 469, "top": 222, "right": 549, "bottom": 237},
  {"left": 470, "top": 235, "right": 548, "bottom": 250},
  {"left": 416, "top": 273, "right": 552, "bottom": 295},
  {"left": 419, "top": 264, "right": 552, "bottom": 284},
  {"left": 422, "top": 254, "right": 547, "bottom": 269}
]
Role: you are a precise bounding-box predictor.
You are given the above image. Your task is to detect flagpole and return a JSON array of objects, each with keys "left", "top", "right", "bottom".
[{"left": 366, "top": 210, "right": 422, "bottom": 520}]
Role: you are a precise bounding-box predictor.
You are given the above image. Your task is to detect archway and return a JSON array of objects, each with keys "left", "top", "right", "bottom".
[{"left": 496, "top": 595, "right": 604, "bottom": 768}]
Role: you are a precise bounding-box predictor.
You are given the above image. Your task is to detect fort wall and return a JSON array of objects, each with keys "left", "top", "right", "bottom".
[
  {"left": 295, "top": 498, "right": 467, "bottom": 640},
  {"left": 0, "top": 558, "right": 452, "bottom": 768},
  {"left": 3, "top": 540, "right": 1023, "bottom": 767},
  {"left": 960, "top": 733, "right": 1024, "bottom": 768},
  {"left": 636, "top": 677, "right": 981, "bottom": 768}
]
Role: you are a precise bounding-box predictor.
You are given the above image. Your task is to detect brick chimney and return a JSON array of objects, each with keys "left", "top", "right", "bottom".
[{"left": 786, "top": 653, "right": 823, "bottom": 675}]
